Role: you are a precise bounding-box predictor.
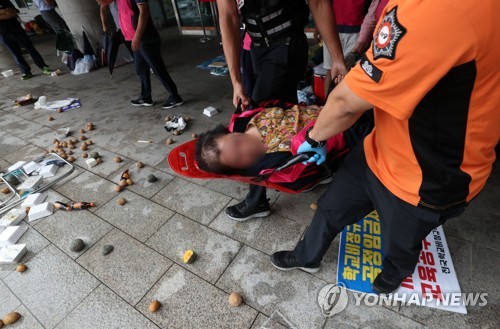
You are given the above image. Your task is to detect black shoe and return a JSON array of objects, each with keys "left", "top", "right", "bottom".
[
  {"left": 225, "top": 199, "right": 271, "bottom": 221},
  {"left": 271, "top": 251, "right": 320, "bottom": 273},
  {"left": 162, "top": 96, "right": 184, "bottom": 109},
  {"left": 372, "top": 270, "right": 404, "bottom": 294},
  {"left": 131, "top": 98, "right": 154, "bottom": 107}
]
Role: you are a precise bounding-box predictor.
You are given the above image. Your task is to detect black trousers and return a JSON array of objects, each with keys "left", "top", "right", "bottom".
[
  {"left": 244, "top": 33, "right": 309, "bottom": 207},
  {"left": 0, "top": 23, "right": 47, "bottom": 74},
  {"left": 294, "top": 144, "right": 465, "bottom": 279},
  {"left": 133, "top": 37, "right": 179, "bottom": 101}
]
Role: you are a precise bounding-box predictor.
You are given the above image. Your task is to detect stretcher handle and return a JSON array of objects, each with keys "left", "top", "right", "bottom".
[{"left": 252, "top": 152, "right": 315, "bottom": 182}]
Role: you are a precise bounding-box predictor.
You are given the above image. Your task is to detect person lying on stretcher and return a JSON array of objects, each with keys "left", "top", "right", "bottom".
[{"left": 195, "top": 103, "right": 373, "bottom": 189}]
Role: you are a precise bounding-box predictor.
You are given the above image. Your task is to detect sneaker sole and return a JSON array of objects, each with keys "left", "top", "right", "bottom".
[
  {"left": 131, "top": 103, "right": 154, "bottom": 107},
  {"left": 301, "top": 176, "right": 333, "bottom": 193},
  {"left": 226, "top": 210, "right": 270, "bottom": 222},
  {"left": 162, "top": 101, "right": 184, "bottom": 109},
  {"left": 271, "top": 262, "right": 320, "bottom": 274}
]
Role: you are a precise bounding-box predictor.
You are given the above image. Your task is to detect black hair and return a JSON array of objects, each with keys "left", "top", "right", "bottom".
[{"left": 195, "top": 124, "right": 235, "bottom": 175}]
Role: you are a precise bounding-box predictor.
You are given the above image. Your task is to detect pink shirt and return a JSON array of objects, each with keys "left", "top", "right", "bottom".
[
  {"left": 116, "top": 0, "right": 136, "bottom": 41},
  {"left": 243, "top": 32, "right": 252, "bottom": 51}
]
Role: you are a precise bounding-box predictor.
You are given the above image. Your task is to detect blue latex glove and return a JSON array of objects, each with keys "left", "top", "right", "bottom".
[{"left": 297, "top": 140, "right": 327, "bottom": 165}]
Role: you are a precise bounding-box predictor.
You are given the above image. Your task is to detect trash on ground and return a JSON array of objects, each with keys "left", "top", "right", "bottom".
[
  {"left": 34, "top": 96, "right": 82, "bottom": 112},
  {"left": 1, "top": 69, "right": 14, "bottom": 78},
  {"left": 85, "top": 158, "right": 97, "bottom": 168},
  {"left": 0, "top": 225, "right": 28, "bottom": 247},
  {"left": 21, "top": 192, "right": 46, "bottom": 208},
  {"left": 137, "top": 140, "right": 152, "bottom": 143},
  {"left": 14, "top": 94, "right": 36, "bottom": 106},
  {"left": 0, "top": 209, "right": 26, "bottom": 228},
  {"left": 0, "top": 244, "right": 27, "bottom": 264},
  {"left": 28, "top": 202, "right": 54, "bottom": 221},
  {"left": 164, "top": 115, "right": 187, "bottom": 132},
  {"left": 203, "top": 106, "right": 218, "bottom": 117},
  {"left": 183, "top": 249, "right": 196, "bottom": 264}
]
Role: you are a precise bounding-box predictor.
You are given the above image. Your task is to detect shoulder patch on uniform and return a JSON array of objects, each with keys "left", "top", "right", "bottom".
[
  {"left": 360, "top": 54, "right": 383, "bottom": 83},
  {"left": 372, "top": 6, "right": 407, "bottom": 60}
]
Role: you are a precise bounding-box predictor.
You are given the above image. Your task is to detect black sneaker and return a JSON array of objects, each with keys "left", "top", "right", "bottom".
[
  {"left": 162, "top": 96, "right": 184, "bottom": 109},
  {"left": 271, "top": 250, "right": 320, "bottom": 273},
  {"left": 372, "top": 270, "right": 404, "bottom": 294},
  {"left": 225, "top": 199, "right": 271, "bottom": 221},
  {"left": 131, "top": 98, "right": 154, "bottom": 107}
]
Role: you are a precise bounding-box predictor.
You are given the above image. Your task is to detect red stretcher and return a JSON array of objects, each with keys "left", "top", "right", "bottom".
[{"left": 167, "top": 100, "right": 348, "bottom": 194}]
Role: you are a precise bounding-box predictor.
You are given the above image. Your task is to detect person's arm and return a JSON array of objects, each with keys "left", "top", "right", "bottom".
[
  {"left": 308, "top": 0, "right": 347, "bottom": 79},
  {"left": 352, "top": 0, "right": 379, "bottom": 54},
  {"left": 216, "top": 0, "right": 248, "bottom": 108},
  {"left": 100, "top": 4, "right": 110, "bottom": 33},
  {"left": 132, "top": 2, "right": 150, "bottom": 51},
  {"left": 308, "top": 81, "right": 372, "bottom": 143},
  {"left": 96, "top": 0, "right": 114, "bottom": 7},
  {"left": 0, "top": 8, "right": 16, "bottom": 20}
]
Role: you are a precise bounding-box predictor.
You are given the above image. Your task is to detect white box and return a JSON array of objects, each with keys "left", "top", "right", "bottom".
[
  {"left": 0, "top": 225, "right": 28, "bottom": 247},
  {"left": 0, "top": 244, "right": 27, "bottom": 264},
  {"left": 0, "top": 209, "right": 26, "bottom": 228},
  {"left": 39, "top": 164, "right": 59, "bottom": 178},
  {"left": 28, "top": 202, "right": 53, "bottom": 222},
  {"left": 86, "top": 158, "right": 97, "bottom": 168},
  {"left": 7, "top": 161, "right": 27, "bottom": 172},
  {"left": 17, "top": 175, "right": 43, "bottom": 192},
  {"left": 22, "top": 161, "right": 41, "bottom": 175},
  {"left": 21, "top": 193, "right": 46, "bottom": 208},
  {"left": 203, "top": 106, "right": 219, "bottom": 117}
]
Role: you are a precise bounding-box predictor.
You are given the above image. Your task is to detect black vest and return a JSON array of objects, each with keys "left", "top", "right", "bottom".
[{"left": 240, "top": 0, "right": 309, "bottom": 46}]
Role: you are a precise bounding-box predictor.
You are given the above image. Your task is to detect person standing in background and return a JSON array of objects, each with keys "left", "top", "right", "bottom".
[
  {"left": 97, "top": 0, "right": 183, "bottom": 109},
  {"left": 0, "top": 0, "right": 52, "bottom": 79},
  {"left": 351, "top": 0, "right": 389, "bottom": 54},
  {"left": 33, "top": 0, "right": 69, "bottom": 34},
  {"left": 314, "top": 0, "right": 371, "bottom": 95}
]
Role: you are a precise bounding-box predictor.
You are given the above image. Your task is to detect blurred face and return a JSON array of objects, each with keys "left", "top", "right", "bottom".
[{"left": 216, "top": 132, "right": 266, "bottom": 169}]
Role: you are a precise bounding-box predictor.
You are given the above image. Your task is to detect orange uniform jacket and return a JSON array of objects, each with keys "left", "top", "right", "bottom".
[{"left": 344, "top": 0, "right": 500, "bottom": 210}]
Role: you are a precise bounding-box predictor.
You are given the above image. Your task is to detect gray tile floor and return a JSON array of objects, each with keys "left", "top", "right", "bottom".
[{"left": 0, "top": 30, "right": 498, "bottom": 329}]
